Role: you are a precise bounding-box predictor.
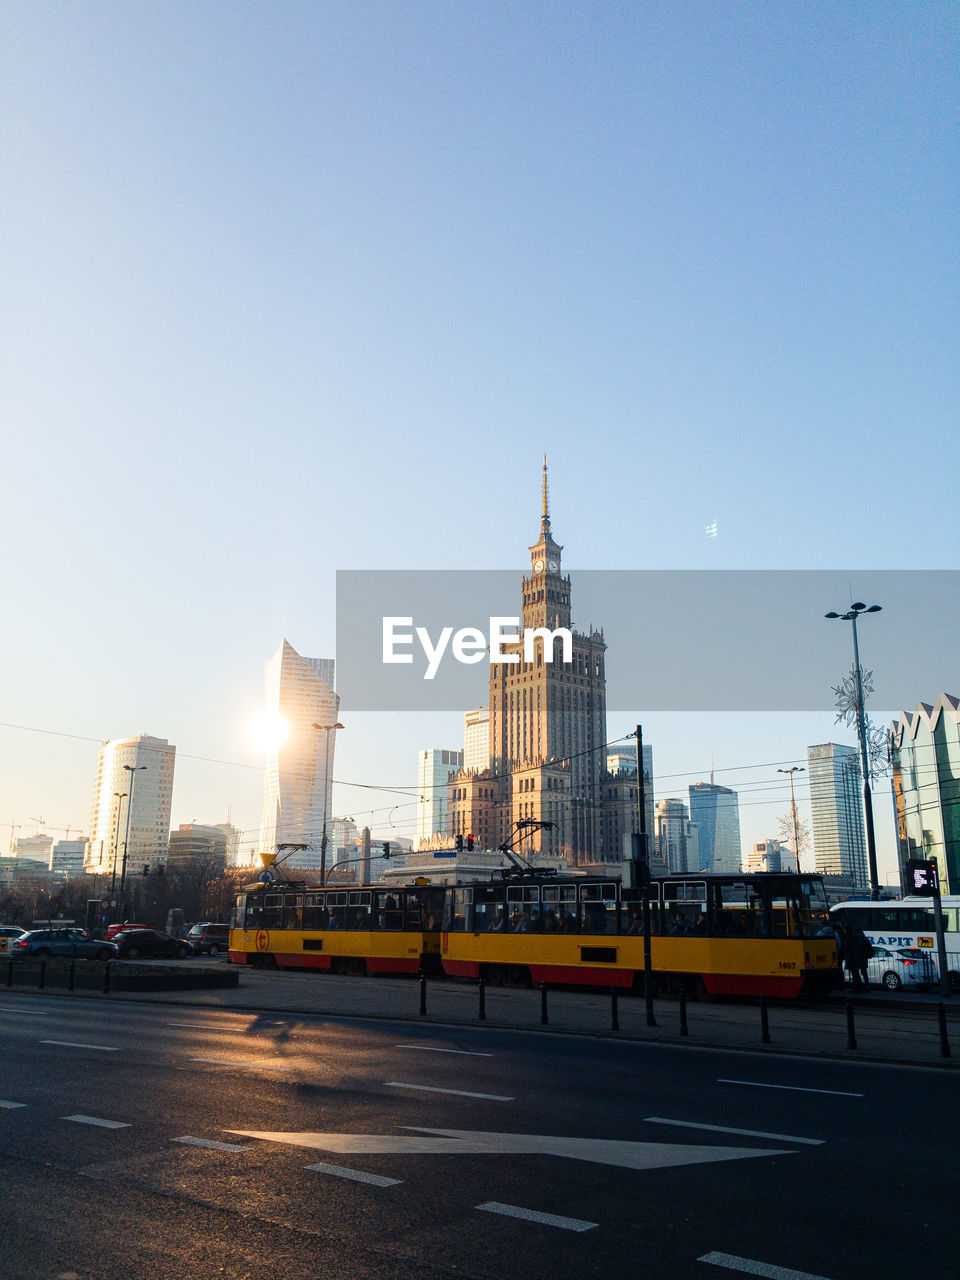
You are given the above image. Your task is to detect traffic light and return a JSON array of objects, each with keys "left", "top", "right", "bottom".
[
  {"left": 466, "top": 834, "right": 474, "bottom": 851},
  {"left": 455, "top": 834, "right": 463, "bottom": 852},
  {"left": 142, "top": 865, "right": 150, "bottom": 876},
  {"left": 383, "top": 842, "right": 391, "bottom": 860}
]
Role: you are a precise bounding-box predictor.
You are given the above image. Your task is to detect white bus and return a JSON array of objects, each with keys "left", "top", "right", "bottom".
[{"left": 830, "top": 898, "right": 960, "bottom": 990}]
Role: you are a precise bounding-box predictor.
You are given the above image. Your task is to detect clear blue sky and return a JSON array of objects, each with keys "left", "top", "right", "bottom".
[{"left": 2, "top": 2, "right": 956, "bottom": 877}]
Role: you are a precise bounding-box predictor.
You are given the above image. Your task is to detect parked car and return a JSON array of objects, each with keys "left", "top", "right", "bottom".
[
  {"left": 184, "top": 922, "right": 231, "bottom": 956},
  {"left": 112, "top": 928, "right": 190, "bottom": 960},
  {"left": 105, "top": 921, "right": 153, "bottom": 941},
  {"left": 867, "top": 945, "right": 938, "bottom": 990},
  {"left": 0, "top": 926, "right": 27, "bottom": 954},
  {"left": 12, "top": 929, "right": 118, "bottom": 961}
]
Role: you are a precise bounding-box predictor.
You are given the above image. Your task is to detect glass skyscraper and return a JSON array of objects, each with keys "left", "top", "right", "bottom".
[
  {"left": 258, "top": 639, "right": 339, "bottom": 869},
  {"left": 417, "top": 747, "right": 463, "bottom": 845},
  {"left": 806, "top": 742, "right": 868, "bottom": 887},
  {"left": 85, "top": 734, "right": 176, "bottom": 876},
  {"left": 890, "top": 693, "right": 960, "bottom": 894},
  {"left": 688, "top": 782, "right": 741, "bottom": 873}
]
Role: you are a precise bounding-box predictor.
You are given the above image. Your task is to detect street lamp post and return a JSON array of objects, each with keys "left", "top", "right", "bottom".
[
  {"left": 110, "top": 791, "right": 128, "bottom": 897},
  {"left": 312, "top": 721, "right": 344, "bottom": 886},
  {"left": 777, "top": 767, "right": 804, "bottom": 874},
  {"left": 119, "top": 764, "right": 147, "bottom": 901},
  {"left": 825, "top": 602, "right": 882, "bottom": 900}
]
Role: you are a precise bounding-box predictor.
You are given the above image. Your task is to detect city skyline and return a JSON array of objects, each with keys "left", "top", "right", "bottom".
[{"left": 2, "top": 3, "right": 956, "bottom": 888}]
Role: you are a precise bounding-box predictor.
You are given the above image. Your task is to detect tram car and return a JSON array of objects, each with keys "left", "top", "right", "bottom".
[
  {"left": 440, "top": 871, "right": 838, "bottom": 998},
  {"left": 229, "top": 882, "right": 446, "bottom": 974}
]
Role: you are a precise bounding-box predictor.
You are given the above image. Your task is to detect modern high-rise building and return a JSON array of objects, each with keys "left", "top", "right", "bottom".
[
  {"left": 688, "top": 782, "right": 741, "bottom": 873},
  {"left": 85, "top": 735, "right": 176, "bottom": 876},
  {"left": 166, "top": 823, "right": 229, "bottom": 873},
  {"left": 655, "top": 798, "right": 699, "bottom": 874},
  {"left": 13, "top": 833, "right": 54, "bottom": 865},
  {"left": 258, "top": 640, "right": 340, "bottom": 869},
  {"left": 890, "top": 693, "right": 960, "bottom": 894},
  {"left": 603, "top": 742, "right": 655, "bottom": 861},
  {"left": 464, "top": 707, "right": 490, "bottom": 773},
  {"left": 417, "top": 748, "right": 463, "bottom": 846},
  {"left": 745, "top": 839, "right": 786, "bottom": 874},
  {"left": 485, "top": 461, "right": 607, "bottom": 863},
  {"left": 51, "top": 838, "right": 87, "bottom": 877},
  {"left": 806, "top": 742, "right": 868, "bottom": 887}
]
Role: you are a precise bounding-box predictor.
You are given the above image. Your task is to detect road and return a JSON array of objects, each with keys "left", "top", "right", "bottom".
[{"left": 1, "top": 992, "right": 956, "bottom": 1279}]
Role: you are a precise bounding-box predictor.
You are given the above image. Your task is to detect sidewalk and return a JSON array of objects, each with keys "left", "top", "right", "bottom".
[{"left": 21, "top": 964, "right": 956, "bottom": 1069}]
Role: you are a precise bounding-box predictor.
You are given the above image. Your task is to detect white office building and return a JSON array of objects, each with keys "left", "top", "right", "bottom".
[
  {"left": 51, "top": 838, "right": 88, "bottom": 878},
  {"left": 258, "top": 639, "right": 340, "bottom": 870},
  {"left": 85, "top": 735, "right": 176, "bottom": 877},
  {"left": 417, "top": 748, "right": 463, "bottom": 846},
  {"left": 655, "top": 798, "right": 699, "bottom": 874},
  {"left": 464, "top": 707, "right": 490, "bottom": 773},
  {"left": 807, "top": 742, "right": 868, "bottom": 887}
]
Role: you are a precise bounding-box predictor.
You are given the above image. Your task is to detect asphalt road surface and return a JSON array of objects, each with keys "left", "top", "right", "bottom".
[{"left": 1, "top": 993, "right": 956, "bottom": 1280}]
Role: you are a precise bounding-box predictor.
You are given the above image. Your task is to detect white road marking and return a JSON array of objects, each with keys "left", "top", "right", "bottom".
[
  {"left": 189, "top": 1057, "right": 287, "bottom": 1070},
  {"left": 227, "top": 1127, "right": 792, "bottom": 1171},
  {"left": 305, "top": 1162, "right": 402, "bottom": 1187},
  {"left": 717, "top": 1079, "right": 863, "bottom": 1098},
  {"left": 41, "top": 1040, "right": 119, "bottom": 1052},
  {"left": 645, "top": 1117, "right": 824, "bottom": 1146},
  {"left": 166, "top": 1021, "right": 247, "bottom": 1030},
  {"left": 395, "top": 1045, "right": 493, "bottom": 1057},
  {"left": 384, "top": 1082, "right": 513, "bottom": 1100},
  {"left": 698, "top": 1250, "right": 835, "bottom": 1279},
  {"left": 0, "top": 1006, "right": 43, "bottom": 1014},
  {"left": 0, "top": 1100, "right": 27, "bottom": 1109},
  {"left": 63, "top": 1115, "right": 131, "bottom": 1129},
  {"left": 477, "top": 1201, "right": 597, "bottom": 1232},
  {"left": 173, "top": 1136, "right": 253, "bottom": 1152}
]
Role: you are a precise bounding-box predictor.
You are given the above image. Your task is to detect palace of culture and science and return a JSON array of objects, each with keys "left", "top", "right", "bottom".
[{"left": 438, "top": 461, "right": 653, "bottom": 871}]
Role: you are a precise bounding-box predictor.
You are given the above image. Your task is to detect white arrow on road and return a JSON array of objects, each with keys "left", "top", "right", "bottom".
[{"left": 225, "top": 1126, "right": 794, "bottom": 1170}]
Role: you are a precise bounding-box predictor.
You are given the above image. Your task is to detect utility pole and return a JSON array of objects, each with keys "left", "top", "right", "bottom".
[
  {"left": 635, "top": 725, "right": 656, "bottom": 1027},
  {"left": 777, "top": 767, "right": 804, "bottom": 874}
]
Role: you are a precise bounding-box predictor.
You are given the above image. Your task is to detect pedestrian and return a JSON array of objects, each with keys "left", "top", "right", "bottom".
[
  {"left": 832, "top": 921, "right": 846, "bottom": 990},
  {"left": 844, "top": 925, "right": 873, "bottom": 991}
]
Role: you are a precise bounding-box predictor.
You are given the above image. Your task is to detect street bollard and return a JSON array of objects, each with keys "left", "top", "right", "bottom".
[
  {"left": 845, "top": 997, "right": 857, "bottom": 1050},
  {"left": 478, "top": 976, "right": 486, "bottom": 1021},
  {"left": 419, "top": 973, "right": 427, "bottom": 1016},
  {"left": 540, "top": 981, "right": 549, "bottom": 1026},
  {"left": 679, "top": 987, "right": 689, "bottom": 1036},
  {"left": 68, "top": 961, "right": 75, "bottom": 993},
  {"left": 38, "top": 961, "right": 46, "bottom": 990},
  {"left": 937, "top": 1003, "right": 951, "bottom": 1059},
  {"left": 6, "top": 958, "right": 12, "bottom": 987},
  {"left": 759, "top": 995, "right": 770, "bottom": 1044},
  {"left": 103, "top": 962, "right": 111, "bottom": 995},
  {"left": 610, "top": 987, "right": 619, "bottom": 1032}
]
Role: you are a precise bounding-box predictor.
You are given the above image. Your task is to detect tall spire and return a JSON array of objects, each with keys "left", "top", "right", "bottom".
[{"left": 541, "top": 454, "right": 550, "bottom": 534}]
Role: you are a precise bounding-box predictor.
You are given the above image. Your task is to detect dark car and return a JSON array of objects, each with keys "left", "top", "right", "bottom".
[
  {"left": 113, "top": 928, "right": 190, "bottom": 960},
  {"left": 12, "top": 929, "right": 117, "bottom": 961},
  {"left": 184, "top": 922, "right": 231, "bottom": 956}
]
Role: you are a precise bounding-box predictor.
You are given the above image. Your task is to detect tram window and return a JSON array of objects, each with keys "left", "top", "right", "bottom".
[
  {"left": 262, "top": 894, "right": 283, "bottom": 929},
  {"left": 282, "top": 894, "right": 303, "bottom": 929},
  {"left": 404, "top": 894, "right": 423, "bottom": 930},
  {"left": 349, "top": 891, "right": 372, "bottom": 930},
  {"left": 244, "top": 896, "right": 266, "bottom": 930},
  {"left": 375, "top": 892, "right": 403, "bottom": 930},
  {"left": 473, "top": 884, "right": 506, "bottom": 932},
  {"left": 302, "top": 892, "right": 326, "bottom": 929},
  {"left": 663, "top": 882, "right": 706, "bottom": 935},
  {"left": 326, "top": 891, "right": 348, "bottom": 930},
  {"left": 579, "top": 884, "right": 617, "bottom": 935},
  {"left": 507, "top": 886, "right": 540, "bottom": 932},
  {"left": 419, "top": 890, "right": 445, "bottom": 931},
  {"left": 541, "top": 884, "right": 576, "bottom": 933},
  {"left": 449, "top": 888, "right": 471, "bottom": 932}
]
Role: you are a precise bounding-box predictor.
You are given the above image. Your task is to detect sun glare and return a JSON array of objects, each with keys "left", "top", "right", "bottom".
[{"left": 251, "top": 711, "right": 289, "bottom": 754}]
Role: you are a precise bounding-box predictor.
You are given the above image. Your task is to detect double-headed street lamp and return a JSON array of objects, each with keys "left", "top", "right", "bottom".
[
  {"left": 825, "top": 601, "right": 882, "bottom": 900},
  {"left": 312, "top": 721, "right": 344, "bottom": 886},
  {"left": 119, "top": 764, "right": 147, "bottom": 898},
  {"left": 110, "top": 791, "right": 128, "bottom": 896},
  {"left": 777, "top": 766, "right": 804, "bottom": 874}
]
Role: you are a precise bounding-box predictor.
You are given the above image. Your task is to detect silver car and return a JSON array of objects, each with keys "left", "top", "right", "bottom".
[{"left": 868, "top": 945, "right": 937, "bottom": 990}]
